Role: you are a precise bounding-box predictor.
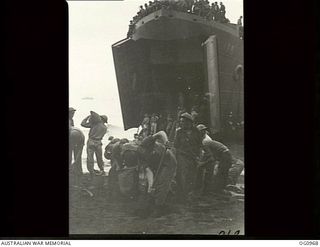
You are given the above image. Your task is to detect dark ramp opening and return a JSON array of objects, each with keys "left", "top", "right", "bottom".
[
  {"left": 112, "top": 37, "right": 207, "bottom": 130},
  {"left": 137, "top": 63, "right": 205, "bottom": 117}
]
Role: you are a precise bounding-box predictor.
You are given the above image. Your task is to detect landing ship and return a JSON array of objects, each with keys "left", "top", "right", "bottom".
[{"left": 112, "top": 2, "right": 243, "bottom": 139}]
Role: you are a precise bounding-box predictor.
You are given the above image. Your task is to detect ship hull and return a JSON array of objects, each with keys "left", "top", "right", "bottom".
[{"left": 112, "top": 9, "right": 243, "bottom": 137}]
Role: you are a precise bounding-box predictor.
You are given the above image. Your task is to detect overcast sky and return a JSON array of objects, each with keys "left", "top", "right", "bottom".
[{"left": 68, "top": 0, "right": 243, "bottom": 128}]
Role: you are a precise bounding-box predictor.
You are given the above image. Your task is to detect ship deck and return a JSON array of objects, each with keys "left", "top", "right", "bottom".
[{"left": 132, "top": 8, "right": 241, "bottom": 41}]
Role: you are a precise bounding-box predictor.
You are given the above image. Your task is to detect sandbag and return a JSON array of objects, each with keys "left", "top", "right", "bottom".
[
  {"left": 228, "top": 159, "right": 244, "bottom": 185},
  {"left": 118, "top": 166, "right": 139, "bottom": 197}
]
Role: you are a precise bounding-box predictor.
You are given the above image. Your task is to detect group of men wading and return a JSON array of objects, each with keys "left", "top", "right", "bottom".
[{"left": 69, "top": 107, "right": 243, "bottom": 217}]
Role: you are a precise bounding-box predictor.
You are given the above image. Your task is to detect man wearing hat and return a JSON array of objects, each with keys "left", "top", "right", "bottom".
[
  {"left": 174, "top": 112, "right": 202, "bottom": 199},
  {"left": 196, "top": 124, "right": 232, "bottom": 194},
  {"left": 81, "top": 111, "right": 108, "bottom": 175},
  {"left": 69, "top": 107, "right": 76, "bottom": 128}
]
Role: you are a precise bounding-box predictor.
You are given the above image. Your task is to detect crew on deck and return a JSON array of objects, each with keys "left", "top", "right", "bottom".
[{"left": 127, "top": 0, "right": 233, "bottom": 38}]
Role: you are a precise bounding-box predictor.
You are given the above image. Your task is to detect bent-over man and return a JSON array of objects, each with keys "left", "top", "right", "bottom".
[
  {"left": 107, "top": 138, "right": 129, "bottom": 199},
  {"left": 197, "top": 124, "right": 232, "bottom": 194},
  {"left": 69, "top": 126, "right": 85, "bottom": 176}
]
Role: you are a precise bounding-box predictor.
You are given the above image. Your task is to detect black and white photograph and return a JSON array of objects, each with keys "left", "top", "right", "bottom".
[
  {"left": 68, "top": 0, "right": 244, "bottom": 235},
  {"left": 3, "top": 0, "right": 320, "bottom": 240}
]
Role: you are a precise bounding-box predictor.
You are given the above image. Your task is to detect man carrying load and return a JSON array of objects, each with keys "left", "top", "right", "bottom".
[{"left": 137, "top": 131, "right": 177, "bottom": 216}]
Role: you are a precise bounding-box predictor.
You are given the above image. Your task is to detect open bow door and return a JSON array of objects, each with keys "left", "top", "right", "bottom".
[{"left": 112, "top": 38, "right": 142, "bottom": 130}]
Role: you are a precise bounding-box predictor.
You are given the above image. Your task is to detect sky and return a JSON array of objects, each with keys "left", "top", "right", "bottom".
[{"left": 68, "top": 0, "right": 243, "bottom": 130}]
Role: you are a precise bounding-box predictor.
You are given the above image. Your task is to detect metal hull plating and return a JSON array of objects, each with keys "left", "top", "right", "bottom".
[{"left": 112, "top": 9, "right": 243, "bottom": 135}]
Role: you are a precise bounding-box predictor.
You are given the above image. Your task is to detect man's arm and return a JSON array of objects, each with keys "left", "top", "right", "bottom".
[
  {"left": 81, "top": 115, "right": 91, "bottom": 128},
  {"left": 165, "top": 149, "right": 177, "bottom": 169},
  {"left": 145, "top": 167, "right": 154, "bottom": 193},
  {"left": 173, "top": 129, "right": 180, "bottom": 149},
  {"left": 198, "top": 145, "right": 215, "bottom": 167},
  {"left": 152, "top": 131, "right": 168, "bottom": 145}
]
